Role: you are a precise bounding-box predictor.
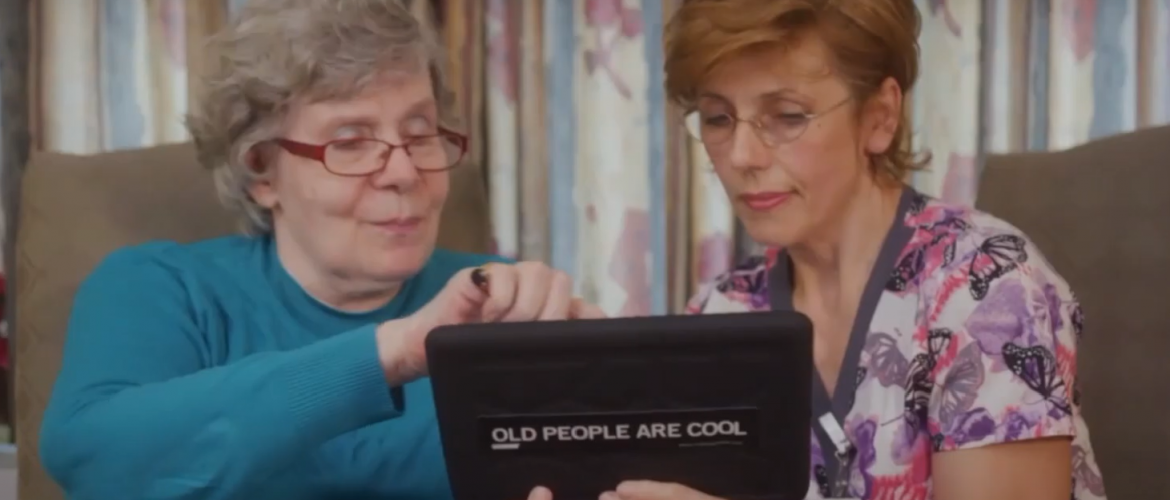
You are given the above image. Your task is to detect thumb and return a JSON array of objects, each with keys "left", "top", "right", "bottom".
[
  {"left": 615, "top": 481, "right": 717, "bottom": 500},
  {"left": 527, "top": 486, "right": 553, "bottom": 500},
  {"left": 431, "top": 267, "right": 491, "bottom": 320},
  {"left": 570, "top": 298, "right": 608, "bottom": 319},
  {"left": 455, "top": 266, "right": 493, "bottom": 301}
]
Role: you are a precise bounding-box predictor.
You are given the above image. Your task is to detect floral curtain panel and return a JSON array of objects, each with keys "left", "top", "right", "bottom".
[
  {"left": 20, "top": 0, "right": 1170, "bottom": 320},
  {"left": 35, "top": 0, "right": 203, "bottom": 154},
  {"left": 914, "top": 0, "right": 1170, "bottom": 204}
]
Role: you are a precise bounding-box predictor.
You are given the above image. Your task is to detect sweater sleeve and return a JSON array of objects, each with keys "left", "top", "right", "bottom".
[{"left": 39, "top": 250, "right": 401, "bottom": 500}]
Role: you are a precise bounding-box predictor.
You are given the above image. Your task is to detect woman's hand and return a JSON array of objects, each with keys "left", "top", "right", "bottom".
[
  {"left": 527, "top": 486, "right": 553, "bottom": 500},
  {"left": 376, "top": 262, "right": 606, "bottom": 383},
  {"left": 602, "top": 481, "right": 723, "bottom": 500},
  {"left": 470, "top": 262, "right": 606, "bottom": 322},
  {"left": 521, "top": 481, "right": 721, "bottom": 500}
]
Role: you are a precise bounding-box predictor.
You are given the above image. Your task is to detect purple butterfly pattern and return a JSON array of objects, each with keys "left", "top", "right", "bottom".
[
  {"left": 863, "top": 332, "right": 910, "bottom": 387},
  {"left": 848, "top": 417, "right": 879, "bottom": 498},
  {"left": 686, "top": 191, "right": 1107, "bottom": 500},
  {"left": 964, "top": 278, "right": 1031, "bottom": 361},
  {"left": 937, "top": 342, "right": 986, "bottom": 430}
]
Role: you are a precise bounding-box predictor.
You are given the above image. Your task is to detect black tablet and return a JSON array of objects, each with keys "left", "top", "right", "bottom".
[{"left": 426, "top": 311, "right": 813, "bottom": 500}]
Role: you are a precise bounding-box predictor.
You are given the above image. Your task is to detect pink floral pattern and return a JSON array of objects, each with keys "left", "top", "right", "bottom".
[
  {"left": 686, "top": 192, "right": 1107, "bottom": 500},
  {"left": 582, "top": 0, "right": 643, "bottom": 100}
]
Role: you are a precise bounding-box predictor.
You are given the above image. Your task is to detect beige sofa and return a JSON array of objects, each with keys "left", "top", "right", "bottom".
[{"left": 11, "top": 126, "right": 1170, "bottom": 500}]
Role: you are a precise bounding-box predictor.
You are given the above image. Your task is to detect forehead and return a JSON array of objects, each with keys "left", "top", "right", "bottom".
[
  {"left": 295, "top": 70, "right": 435, "bottom": 117},
  {"left": 281, "top": 69, "right": 436, "bottom": 134},
  {"left": 699, "top": 35, "right": 836, "bottom": 100},
  {"left": 321, "top": 69, "right": 434, "bottom": 105}
]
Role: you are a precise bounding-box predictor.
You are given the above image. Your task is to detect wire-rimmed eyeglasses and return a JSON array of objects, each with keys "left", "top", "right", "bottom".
[{"left": 683, "top": 96, "right": 852, "bottom": 147}]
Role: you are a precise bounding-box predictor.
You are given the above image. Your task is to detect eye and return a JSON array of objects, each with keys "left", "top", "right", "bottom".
[
  {"left": 773, "top": 113, "right": 809, "bottom": 125},
  {"left": 403, "top": 116, "right": 437, "bottom": 136},
  {"left": 330, "top": 138, "right": 375, "bottom": 152},
  {"left": 333, "top": 125, "right": 369, "bottom": 139},
  {"left": 702, "top": 113, "right": 734, "bottom": 127},
  {"left": 694, "top": 97, "right": 734, "bottom": 126},
  {"left": 761, "top": 100, "right": 810, "bottom": 127}
]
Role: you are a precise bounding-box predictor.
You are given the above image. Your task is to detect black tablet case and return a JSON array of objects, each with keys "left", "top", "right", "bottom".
[{"left": 427, "top": 312, "right": 813, "bottom": 500}]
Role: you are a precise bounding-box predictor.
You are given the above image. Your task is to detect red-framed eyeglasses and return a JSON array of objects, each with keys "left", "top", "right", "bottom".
[{"left": 271, "top": 127, "right": 468, "bottom": 176}]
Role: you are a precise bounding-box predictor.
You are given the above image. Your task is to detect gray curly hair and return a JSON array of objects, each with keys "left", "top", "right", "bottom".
[{"left": 186, "top": 0, "right": 456, "bottom": 234}]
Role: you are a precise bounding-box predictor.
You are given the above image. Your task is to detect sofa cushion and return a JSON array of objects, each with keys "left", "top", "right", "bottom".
[{"left": 13, "top": 142, "right": 492, "bottom": 500}]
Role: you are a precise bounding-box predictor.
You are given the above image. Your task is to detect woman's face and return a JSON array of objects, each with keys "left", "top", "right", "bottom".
[
  {"left": 251, "top": 70, "right": 449, "bottom": 285},
  {"left": 695, "top": 36, "right": 899, "bottom": 248}
]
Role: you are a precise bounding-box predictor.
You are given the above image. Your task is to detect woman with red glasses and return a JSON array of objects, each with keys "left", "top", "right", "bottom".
[{"left": 38, "top": 2, "right": 601, "bottom": 499}]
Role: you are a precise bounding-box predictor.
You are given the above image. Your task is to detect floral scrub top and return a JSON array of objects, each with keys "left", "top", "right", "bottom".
[{"left": 686, "top": 188, "right": 1107, "bottom": 500}]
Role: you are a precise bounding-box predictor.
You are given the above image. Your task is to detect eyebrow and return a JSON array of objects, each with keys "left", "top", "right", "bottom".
[
  {"left": 401, "top": 97, "right": 438, "bottom": 118},
  {"left": 757, "top": 89, "right": 800, "bottom": 101},
  {"left": 696, "top": 88, "right": 802, "bottom": 104},
  {"left": 313, "top": 96, "right": 439, "bottom": 136}
]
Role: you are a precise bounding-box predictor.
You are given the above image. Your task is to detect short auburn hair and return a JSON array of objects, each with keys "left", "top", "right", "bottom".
[{"left": 664, "top": 0, "right": 926, "bottom": 181}]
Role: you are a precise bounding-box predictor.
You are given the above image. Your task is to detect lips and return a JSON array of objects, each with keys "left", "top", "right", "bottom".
[
  {"left": 738, "top": 191, "right": 792, "bottom": 211},
  {"left": 370, "top": 216, "right": 423, "bottom": 233}
]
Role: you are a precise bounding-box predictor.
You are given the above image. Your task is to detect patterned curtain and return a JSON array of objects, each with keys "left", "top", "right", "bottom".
[
  {"left": 912, "top": 0, "right": 1170, "bottom": 205},
  {"left": 238, "top": 0, "right": 1170, "bottom": 314},
  {"left": 17, "top": 0, "right": 1170, "bottom": 323},
  {"left": 487, "top": 0, "right": 1170, "bottom": 315},
  {"left": 33, "top": 0, "right": 217, "bottom": 155}
]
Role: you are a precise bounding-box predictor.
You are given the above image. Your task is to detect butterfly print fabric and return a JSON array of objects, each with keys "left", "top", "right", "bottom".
[{"left": 686, "top": 190, "right": 1107, "bottom": 500}]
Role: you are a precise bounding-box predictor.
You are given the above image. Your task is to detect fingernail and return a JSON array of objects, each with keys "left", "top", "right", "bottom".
[
  {"left": 599, "top": 492, "right": 620, "bottom": 500},
  {"left": 470, "top": 267, "right": 489, "bottom": 290}
]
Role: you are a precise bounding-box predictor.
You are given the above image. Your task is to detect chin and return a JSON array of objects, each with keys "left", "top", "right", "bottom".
[
  {"left": 365, "top": 241, "right": 435, "bottom": 281},
  {"left": 740, "top": 219, "right": 807, "bottom": 249},
  {"left": 733, "top": 197, "right": 822, "bottom": 249},
  {"left": 360, "top": 217, "right": 440, "bottom": 276}
]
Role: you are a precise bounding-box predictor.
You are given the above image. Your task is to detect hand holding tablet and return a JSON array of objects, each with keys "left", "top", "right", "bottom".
[
  {"left": 526, "top": 478, "right": 783, "bottom": 500},
  {"left": 427, "top": 312, "right": 814, "bottom": 500}
]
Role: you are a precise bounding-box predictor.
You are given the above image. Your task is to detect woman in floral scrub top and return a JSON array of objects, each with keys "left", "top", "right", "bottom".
[
  {"left": 684, "top": 191, "right": 1107, "bottom": 500},
  {"left": 601, "top": 1, "right": 1108, "bottom": 500}
]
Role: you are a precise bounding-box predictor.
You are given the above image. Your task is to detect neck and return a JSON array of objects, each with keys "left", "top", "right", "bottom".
[
  {"left": 273, "top": 229, "right": 402, "bottom": 312},
  {"left": 788, "top": 181, "right": 903, "bottom": 312}
]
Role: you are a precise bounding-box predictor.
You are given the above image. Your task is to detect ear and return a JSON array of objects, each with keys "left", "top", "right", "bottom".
[
  {"left": 863, "top": 76, "right": 902, "bottom": 156},
  {"left": 245, "top": 147, "right": 279, "bottom": 209}
]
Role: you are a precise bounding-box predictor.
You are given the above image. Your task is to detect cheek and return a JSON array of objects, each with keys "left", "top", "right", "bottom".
[
  {"left": 278, "top": 166, "right": 364, "bottom": 216},
  {"left": 785, "top": 124, "right": 862, "bottom": 194},
  {"left": 424, "top": 171, "right": 451, "bottom": 211}
]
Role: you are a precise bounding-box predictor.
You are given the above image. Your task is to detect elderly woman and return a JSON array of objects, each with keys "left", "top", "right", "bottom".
[
  {"left": 38, "top": 1, "right": 600, "bottom": 499},
  {"left": 599, "top": 1, "right": 1108, "bottom": 500}
]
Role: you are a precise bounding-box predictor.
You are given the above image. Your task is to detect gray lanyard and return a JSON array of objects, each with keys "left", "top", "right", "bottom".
[
  {"left": 819, "top": 413, "right": 856, "bottom": 497},
  {"left": 768, "top": 259, "right": 859, "bottom": 498},
  {"left": 765, "top": 186, "right": 918, "bottom": 498}
]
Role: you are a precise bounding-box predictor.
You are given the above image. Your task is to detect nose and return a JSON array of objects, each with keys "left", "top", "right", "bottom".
[
  {"left": 725, "top": 121, "right": 771, "bottom": 172},
  {"left": 368, "top": 146, "right": 420, "bottom": 190}
]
